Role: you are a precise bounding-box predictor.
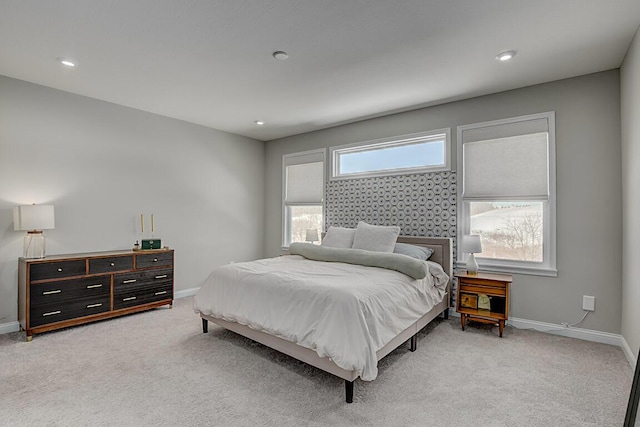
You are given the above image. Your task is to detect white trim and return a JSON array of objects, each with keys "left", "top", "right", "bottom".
[
  {"left": 175, "top": 287, "right": 200, "bottom": 299},
  {"left": 282, "top": 148, "right": 326, "bottom": 247},
  {"left": 456, "top": 111, "right": 557, "bottom": 277},
  {"left": 329, "top": 128, "right": 451, "bottom": 180},
  {"left": 508, "top": 316, "right": 623, "bottom": 347},
  {"left": 456, "top": 261, "right": 558, "bottom": 277},
  {"left": 447, "top": 310, "right": 633, "bottom": 366},
  {"left": 0, "top": 321, "right": 20, "bottom": 335},
  {"left": 621, "top": 336, "right": 637, "bottom": 369}
]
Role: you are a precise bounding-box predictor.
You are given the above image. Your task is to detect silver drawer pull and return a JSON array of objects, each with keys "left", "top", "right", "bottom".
[
  {"left": 154, "top": 291, "right": 167, "bottom": 296},
  {"left": 155, "top": 275, "right": 168, "bottom": 279},
  {"left": 86, "top": 284, "right": 103, "bottom": 289},
  {"left": 42, "top": 290, "right": 61, "bottom": 295},
  {"left": 110, "top": 262, "right": 115, "bottom": 267},
  {"left": 122, "top": 296, "right": 136, "bottom": 301},
  {"left": 153, "top": 258, "right": 158, "bottom": 262},
  {"left": 122, "top": 279, "right": 137, "bottom": 284},
  {"left": 57, "top": 268, "right": 63, "bottom": 272},
  {"left": 86, "top": 303, "right": 103, "bottom": 309},
  {"left": 43, "top": 310, "right": 61, "bottom": 317}
]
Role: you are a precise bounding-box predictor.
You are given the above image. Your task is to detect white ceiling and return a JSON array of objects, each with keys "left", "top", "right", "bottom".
[{"left": 1, "top": 1, "right": 639, "bottom": 141}]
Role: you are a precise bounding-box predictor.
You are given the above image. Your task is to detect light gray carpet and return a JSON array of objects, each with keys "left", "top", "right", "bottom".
[{"left": 0, "top": 297, "right": 632, "bottom": 426}]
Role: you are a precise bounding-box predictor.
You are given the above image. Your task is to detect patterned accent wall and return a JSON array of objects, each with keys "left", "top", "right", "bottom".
[{"left": 325, "top": 171, "right": 458, "bottom": 260}]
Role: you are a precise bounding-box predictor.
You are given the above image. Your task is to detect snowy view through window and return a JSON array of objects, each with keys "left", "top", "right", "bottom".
[
  {"left": 470, "top": 202, "right": 543, "bottom": 262},
  {"left": 289, "top": 206, "right": 323, "bottom": 244}
]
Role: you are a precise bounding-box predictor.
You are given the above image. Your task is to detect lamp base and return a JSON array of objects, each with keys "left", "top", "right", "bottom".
[
  {"left": 24, "top": 231, "right": 46, "bottom": 259},
  {"left": 467, "top": 253, "right": 479, "bottom": 275}
]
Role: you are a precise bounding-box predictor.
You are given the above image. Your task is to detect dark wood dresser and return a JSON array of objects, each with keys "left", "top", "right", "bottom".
[{"left": 18, "top": 249, "right": 174, "bottom": 341}]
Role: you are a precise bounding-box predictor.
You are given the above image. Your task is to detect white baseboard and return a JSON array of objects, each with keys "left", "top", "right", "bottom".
[
  {"left": 175, "top": 287, "right": 200, "bottom": 299},
  {"left": 447, "top": 309, "right": 633, "bottom": 365},
  {"left": 508, "top": 317, "right": 624, "bottom": 347},
  {"left": 0, "top": 321, "right": 20, "bottom": 335},
  {"left": 620, "top": 336, "right": 637, "bottom": 368}
]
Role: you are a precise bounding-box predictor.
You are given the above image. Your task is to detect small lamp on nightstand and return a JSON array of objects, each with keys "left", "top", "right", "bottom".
[
  {"left": 462, "top": 234, "right": 482, "bottom": 275},
  {"left": 305, "top": 228, "right": 319, "bottom": 245},
  {"left": 13, "top": 204, "right": 55, "bottom": 259}
]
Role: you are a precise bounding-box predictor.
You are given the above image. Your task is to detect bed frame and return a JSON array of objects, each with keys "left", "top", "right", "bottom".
[{"left": 200, "top": 236, "right": 452, "bottom": 403}]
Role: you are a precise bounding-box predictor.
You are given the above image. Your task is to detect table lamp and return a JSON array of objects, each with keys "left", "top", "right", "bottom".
[
  {"left": 462, "top": 234, "right": 482, "bottom": 275},
  {"left": 305, "top": 228, "right": 319, "bottom": 245},
  {"left": 14, "top": 204, "right": 55, "bottom": 258}
]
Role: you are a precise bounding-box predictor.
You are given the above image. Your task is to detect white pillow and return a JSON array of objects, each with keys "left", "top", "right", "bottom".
[
  {"left": 351, "top": 222, "right": 400, "bottom": 253},
  {"left": 321, "top": 226, "right": 356, "bottom": 248}
]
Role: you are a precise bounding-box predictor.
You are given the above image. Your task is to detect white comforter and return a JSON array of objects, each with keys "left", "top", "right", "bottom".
[{"left": 193, "top": 255, "right": 449, "bottom": 381}]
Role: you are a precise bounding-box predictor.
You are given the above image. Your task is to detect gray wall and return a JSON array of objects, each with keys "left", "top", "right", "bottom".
[
  {"left": 265, "top": 70, "right": 622, "bottom": 334},
  {"left": 621, "top": 27, "right": 640, "bottom": 357},
  {"left": 0, "top": 75, "right": 265, "bottom": 327}
]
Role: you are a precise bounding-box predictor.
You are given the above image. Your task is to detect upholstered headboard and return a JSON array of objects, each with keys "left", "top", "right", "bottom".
[{"left": 395, "top": 236, "right": 452, "bottom": 279}]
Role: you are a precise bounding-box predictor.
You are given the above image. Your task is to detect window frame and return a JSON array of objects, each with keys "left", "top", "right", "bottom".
[
  {"left": 456, "top": 112, "right": 557, "bottom": 277},
  {"left": 329, "top": 128, "right": 451, "bottom": 181},
  {"left": 282, "top": 148, "right": 326, "bottom": 249}
]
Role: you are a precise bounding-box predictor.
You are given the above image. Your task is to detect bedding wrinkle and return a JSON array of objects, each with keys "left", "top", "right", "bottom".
[{"left": 193, "top": 255, "right": 448, "bottom": 381}]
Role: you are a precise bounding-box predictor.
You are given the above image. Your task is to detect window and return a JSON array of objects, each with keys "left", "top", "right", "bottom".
[
  {"left": 457, "top": 112, "right": 556, "bottom": 276},
  {"left": 282, "top": 149, "right": 325, "bottom": 247},
  {"left": 330, "top": 129, "right": 450, "bottom": 180}
]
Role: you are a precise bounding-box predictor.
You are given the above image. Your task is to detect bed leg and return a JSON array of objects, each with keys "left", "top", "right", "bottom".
[
  {"left": 443, "top": 308, "right": 449, "bottom": 320},
  {"left": 345, "top": 380, "right": 354, "bottom": 403},
  {"left": 410, "top": 334, "right": 417, "bottom": 352},
  {"left": 202, "top": 318, "right": 208, "bottom": 333}
]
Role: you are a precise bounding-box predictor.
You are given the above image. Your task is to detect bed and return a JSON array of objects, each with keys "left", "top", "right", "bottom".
[{"left": 194, "top": 235, "right": 452, "bottom": 403}]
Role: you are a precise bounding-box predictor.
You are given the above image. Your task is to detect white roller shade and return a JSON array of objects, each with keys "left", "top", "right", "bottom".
[
  {"left": 461, "top": 117, "right": 549, "bottom": 143},
  {"left": 463, "top": 132, "right": 549, "bottom": 201},
  {"left": 285, "top": 161, "right": 324, "bottom": 203}
]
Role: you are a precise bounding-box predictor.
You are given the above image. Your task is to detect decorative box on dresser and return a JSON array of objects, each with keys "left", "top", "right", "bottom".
[{"left": 18, "top": 249, "right": 174, "bottom": 341}]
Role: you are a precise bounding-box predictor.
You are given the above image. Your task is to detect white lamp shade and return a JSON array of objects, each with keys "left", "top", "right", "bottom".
[
  {"left": 305, "top": 228, "right": 319, "bottom": 242},
  {"left": 462, "top": 234, "right": 482, "bottom": 254},
  {"left": 13, "top": 205, "right": 55, "bottom": 231}
]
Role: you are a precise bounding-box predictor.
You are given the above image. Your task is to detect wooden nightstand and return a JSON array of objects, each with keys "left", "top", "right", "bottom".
[{"left": 455, "top": 271, "right": 513, "bottom": 337}]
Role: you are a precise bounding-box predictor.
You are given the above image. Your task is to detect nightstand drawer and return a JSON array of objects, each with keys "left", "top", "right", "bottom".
[
  {"left": 30, "top": 260, "right": 86, "bottom": 281},
  {"left": 136, "top": 252, "right": 173, "bottom": 269},
  {"left": 30, "top": 275, "right": 110, "bottom": 305},
  {"left": 458, "top": 284, "right": 507, "bottom": 297},
  {"left": 30, "top": 295, "right": 111, "bottom": 327},
  {"left": 458, "top": 277, "right": 510, "bottom": 288},
  {"left": 89, "top": 255, "right": 134, "bottom": 274}
]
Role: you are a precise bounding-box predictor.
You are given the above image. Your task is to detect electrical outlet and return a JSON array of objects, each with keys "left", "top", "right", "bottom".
[{"left": 583, "top": 295, "right": 595, "bottom": 311}]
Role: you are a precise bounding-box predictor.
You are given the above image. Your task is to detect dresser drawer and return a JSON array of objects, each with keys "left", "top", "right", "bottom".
[
  {"left": 113, "top": 268, "right": 173, "bottom": 291},
  {"left": 30, "top": 275, "right": 110, "bottom": 306},
  {"left": 30, "top": 295, "right": 111, "bottom": 327},
  {"left": 136, "top": 252, "right": 173, "bottom": 269},
  {"left": 113, "top": 284, "right": 173, "bottom": 310},
  {"left": 30, "top": 260, "right": 86, "bottom": 281},
  {"left": 88, "top": 255, "right": 134, "bottom": 274},
  {"left": 113, "top": 268, "right": 173, "bottom": 310}
]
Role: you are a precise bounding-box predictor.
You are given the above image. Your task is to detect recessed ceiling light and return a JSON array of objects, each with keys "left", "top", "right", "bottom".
[
  {"left": 496, "top": 51, "right": 516, "bottom": 62},
  {"left": 272, "top": 51, "right": 289, "bottom": 61},
  {"left": 57, "top": 57, "right": 77, "bottom": 67},
  {"left": 255, "top": 120, "right": 265, "bottom": 126}
]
